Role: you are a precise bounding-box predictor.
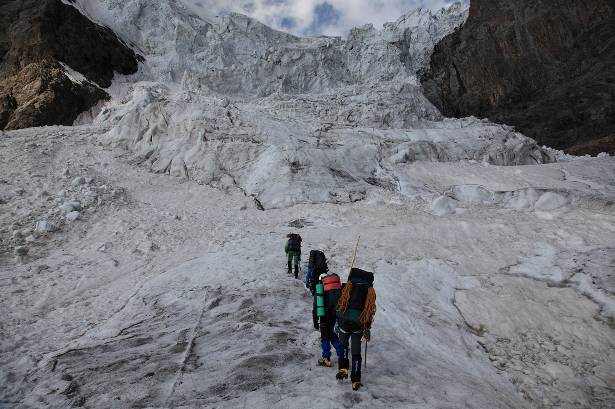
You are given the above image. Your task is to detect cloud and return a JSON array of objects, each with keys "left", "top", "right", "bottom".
[
  {"left": 307, "top": 2, "right": 342, "bottom": 34},
  {"left": 185, "top": 0, "right": 466, "bottom": 37}
]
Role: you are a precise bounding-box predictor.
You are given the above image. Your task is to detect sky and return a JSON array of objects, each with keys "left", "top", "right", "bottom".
[{"left": 196, "top": 0, "right": 465, "bottom": 36}]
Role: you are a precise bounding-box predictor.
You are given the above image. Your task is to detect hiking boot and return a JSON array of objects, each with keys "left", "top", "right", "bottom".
[
  {"left": 352, "top": 382, "right": 361, "bottom": 391},
  {"left": 318, "top": 358, "right": 333, "bottom": 367},
  {"left": 336, "top": 369, "right": 348, "bottom": 380}
]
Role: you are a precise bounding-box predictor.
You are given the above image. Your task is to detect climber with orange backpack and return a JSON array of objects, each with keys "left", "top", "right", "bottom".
[{"left": 335, "top": 267, "right": 376, "bottom": 391}]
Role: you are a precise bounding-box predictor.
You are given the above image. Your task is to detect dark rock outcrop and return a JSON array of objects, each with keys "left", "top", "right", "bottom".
[
  {"left": 566, "top": 134, "right": 615, "bottom": 156},
  {"left": 421, "top": 0, "right": 615, "bottom": 155},
  {"left": 0, "top": 0, "right": 141, "bottom": 130}
]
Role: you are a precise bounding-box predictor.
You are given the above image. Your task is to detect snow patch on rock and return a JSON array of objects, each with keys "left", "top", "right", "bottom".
[
  {"left": 431, "top": 195, "right": 457, "bottom": 216},
  {"left": 534, "top": 192, "right": 569, "bottom": 211}
]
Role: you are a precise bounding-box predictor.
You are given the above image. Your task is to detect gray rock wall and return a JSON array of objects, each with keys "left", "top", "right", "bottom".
[
  {"left": 0, "top": 0, "right": 141, "bottom": 130},
  {"left": 421, "top": 0, "right": 615, "bottom": 154}
]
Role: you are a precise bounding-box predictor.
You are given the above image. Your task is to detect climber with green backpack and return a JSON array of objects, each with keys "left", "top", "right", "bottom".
[
  {"left": 335, "top": 267, "right": 376, "bottom": 391},
  {"left": 314, "top": 267, "right": 345, "bottom": 368},
  {"left": 306, "top": 250, "right": 345, "bottom": 366},
  {"left": 306, "top": 250, "right": 330, "bottom": 326}
]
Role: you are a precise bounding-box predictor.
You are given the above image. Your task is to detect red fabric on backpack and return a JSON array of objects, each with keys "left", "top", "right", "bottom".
[{"left": 322, "top": 275, "right": 341, "bottom": 291}]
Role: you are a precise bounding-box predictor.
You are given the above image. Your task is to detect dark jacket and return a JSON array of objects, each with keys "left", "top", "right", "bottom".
[{"left": 286, "top": 234, "right": 302, "bottom": 253}]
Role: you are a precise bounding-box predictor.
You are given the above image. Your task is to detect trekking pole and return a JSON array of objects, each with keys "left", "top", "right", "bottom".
[
  {"left": 364, "top": 340, "right": 368, "bottom": 369},
  {"left": 348, "top": 236, "right": 361, "bottom": 277}
]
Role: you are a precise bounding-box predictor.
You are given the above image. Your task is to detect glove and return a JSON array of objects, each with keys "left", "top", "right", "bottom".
[{"left": 362, "top": 328, "right": 371, "bottom": 341}]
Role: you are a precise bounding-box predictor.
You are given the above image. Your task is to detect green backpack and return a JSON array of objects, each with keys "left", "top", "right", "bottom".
[{"left": 315, "top": 273, "right": 342, "bottom": 318}]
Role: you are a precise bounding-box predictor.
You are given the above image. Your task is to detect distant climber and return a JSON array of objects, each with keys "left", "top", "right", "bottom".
[
  {"left": 335, "top": 268, "right": 376, "bottom": 391},
  {"left": 285, "top": 233, "right": 302, "bottom": 278}
]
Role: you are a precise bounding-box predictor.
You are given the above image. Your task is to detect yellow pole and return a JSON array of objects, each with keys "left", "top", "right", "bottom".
[{"left": 348, "top": 235, "right": 360, "bottom": 278}]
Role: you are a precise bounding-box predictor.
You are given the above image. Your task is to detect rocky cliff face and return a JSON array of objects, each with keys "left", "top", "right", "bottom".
[
  {"left": 0, "top": 0, "right": 141, "bottom": 130},
  {"left": 421, "top": 0, "right": 615, "bottom": 154}
]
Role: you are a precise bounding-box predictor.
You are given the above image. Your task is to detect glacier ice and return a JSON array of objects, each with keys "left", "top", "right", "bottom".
[{"left": 62, "top": 0, "right": 558, "bottom": 208}]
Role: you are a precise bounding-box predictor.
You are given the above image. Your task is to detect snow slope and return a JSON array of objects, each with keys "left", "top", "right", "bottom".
[
  {"left": 2, "top": 1, "right": 615, "bottom": 409},
  {"left": 1, "top": 125, "right": 614, "bottom": 409}
]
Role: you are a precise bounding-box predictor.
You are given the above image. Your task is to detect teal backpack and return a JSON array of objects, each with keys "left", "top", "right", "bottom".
[{"left": 315, "top": 273, "right": 342, "bottom": 318}]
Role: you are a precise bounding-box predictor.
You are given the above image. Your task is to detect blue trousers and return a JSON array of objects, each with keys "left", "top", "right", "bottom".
[{"left": 321, "top": 320, "right": 344, "bottom": 359}]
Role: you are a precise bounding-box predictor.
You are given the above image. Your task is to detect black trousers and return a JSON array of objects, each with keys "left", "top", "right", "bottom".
[{"left": 338, "top": 331, "right": 362, "bottom": 382}]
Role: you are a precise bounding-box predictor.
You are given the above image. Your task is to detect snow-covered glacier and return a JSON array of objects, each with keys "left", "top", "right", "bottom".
[
  {"left": 1, "top": 1, "right": 614, "bottom": 409},
  {"left": 67, "top": 0, "right": 551, "bottom": 208}
]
